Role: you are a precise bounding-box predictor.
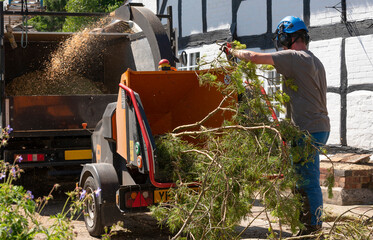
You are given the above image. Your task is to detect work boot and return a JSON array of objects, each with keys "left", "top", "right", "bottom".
[{"left": 296, "top": 225, "right": 323, "bottom": 239}]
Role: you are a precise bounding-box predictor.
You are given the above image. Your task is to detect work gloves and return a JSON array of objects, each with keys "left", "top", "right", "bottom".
[{"left": 220, "top": 42, "right": 235, "bottom": 62}]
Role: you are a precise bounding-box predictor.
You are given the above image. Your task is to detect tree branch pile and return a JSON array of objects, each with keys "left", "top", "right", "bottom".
[{"left": 151, "top": 45, "right": 333, "bottom": 239}]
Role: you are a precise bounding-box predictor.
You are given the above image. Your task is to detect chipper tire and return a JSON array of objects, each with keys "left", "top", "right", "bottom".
[{"left": 83, "top": 176, "right": 104, "bottom": 237}]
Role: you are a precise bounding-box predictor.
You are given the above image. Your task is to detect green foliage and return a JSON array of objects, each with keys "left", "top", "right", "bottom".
[
  {"left": 325, "top": 168, "right": 335, "bottom": 199},
  {"left": 0, "top": 126, "right": 89, "bottom": 239},
  {"left": 284, "top": 77, "right": 298, "bottom": 92},
  {"left": 63, "top": 0, "right": 124, "bottom": 32},
  {"left": 231, "top": 40, "right": 246, "bottom": 50},
  {"left": 155, "top": 136, "right": 198, "bottom": 183},
  {"left": 150, "top": 49, "right": 326, "bottom": 239},
  {"left": 29, "top": 0, "right": 124, "bottom": 32},
  {"left": 29, "top": 0, "right": 68, "bottom": 32},
  {"left": 0, "top": 161, "right": 80, "bottom": 239}
]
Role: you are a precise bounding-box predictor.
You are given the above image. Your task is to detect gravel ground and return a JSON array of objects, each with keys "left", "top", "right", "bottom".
[
  {"left": 36, "top": 197, "right": 291, "bottom": 240},
  {"left": 25, "top": 146, "right": 373, "bottom": 239},
  {"left": 32, "top": 189, "right": 373, "bottom": 240}
]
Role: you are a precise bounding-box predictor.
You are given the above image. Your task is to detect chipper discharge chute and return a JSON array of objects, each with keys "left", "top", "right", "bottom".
[{"left": 79, "top": 68, "right": 233, "bottom": 236}]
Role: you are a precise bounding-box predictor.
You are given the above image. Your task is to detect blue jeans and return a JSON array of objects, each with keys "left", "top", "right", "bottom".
[{"left": 294, "top": 131, "right": 329, "bottom": 227}]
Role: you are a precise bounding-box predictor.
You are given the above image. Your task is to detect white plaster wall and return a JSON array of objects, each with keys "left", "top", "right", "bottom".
[
  {"left": 134, "top": 0, "right": 157, "bottom": 13},
  {"left": 175, "top": 0, "right": 373, "bottom": 150},
  {"left": 159, "top": 0, "right": 179, "bottom": 33},
  {"left": 347, "top": 0, "right": 373, "bottom": 22},
  {"left": 326, "top": 93, "right": 341, "bottom": 145},
  {"left": 309, "top": 38, "right": 342, "bottom": 88},
  {"left": 347, "top": 91, "right": 373, "bottom": 150},
  {"left": 206, "top": 0, "right": 231, "bottom": 32},
  {"left": 237, "top": 0, "right": 267, "bottom": 36},
  {"left": 182, "top": 0, "right": 203, "bottom": 35},
  {"left": 310, "top": 0, "right": 373, "bottom": 26},
  {"left": 180, "top": 43, "right": 221, "bottom": 69},
  {"left": 345, "top": 35, "right": 373, "bottom": 85},
  {"left": 272, "top": 0, "right": 303, "bottom": 32},
  {"left": 309, "top": 38, "right": 342, "bottom": 145},
  {"left": 310, "top": 0, "right": 341, "bottom": 26}
]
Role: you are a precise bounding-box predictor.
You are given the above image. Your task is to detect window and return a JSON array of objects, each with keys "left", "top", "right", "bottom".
[
  {"left": 262, "top": 70, "right": 285, "bottom": 120},
  {"left": 178, "top": 52, "right": 200, "bottom": 71}
]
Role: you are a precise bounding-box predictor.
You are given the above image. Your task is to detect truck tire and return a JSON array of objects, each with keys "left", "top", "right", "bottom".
[{"left": 83, "top": 176, "right": 104, "bottom": 237}]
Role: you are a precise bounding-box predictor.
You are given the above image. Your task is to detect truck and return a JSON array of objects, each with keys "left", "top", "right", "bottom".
[
  {"left": 0, "top": 2, "right": 177, "bottom": 183},
  {"left": 1, "top": 3, "right": 232, "bottom": 236}
]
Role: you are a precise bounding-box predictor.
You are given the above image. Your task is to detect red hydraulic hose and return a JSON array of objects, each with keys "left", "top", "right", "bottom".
[
  {"left": 259, "top": 85, "right": 285, "bottom": 179},
  {"left": 260, "top": 86, "right": 279, "bottom": 123},
  {"left": 119, "top": 83, "right": 176, "bottom": 188}
]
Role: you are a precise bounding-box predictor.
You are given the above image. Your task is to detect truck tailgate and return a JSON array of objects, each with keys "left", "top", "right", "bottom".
[{"left": 6, "top": 95, "right": 117, "bottom": 136}]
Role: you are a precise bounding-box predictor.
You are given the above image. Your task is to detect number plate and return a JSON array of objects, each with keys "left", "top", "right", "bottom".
[
  {"left": 154, "top": 189, "right": 171, "bottom": 203},
  {"left": 154, "top": 187, "right": 199, "bottom": 203}
]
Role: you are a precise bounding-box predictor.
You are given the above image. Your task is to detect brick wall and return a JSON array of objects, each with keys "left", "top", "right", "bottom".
[{"left": 321, "top": 165, "right": 373, "bottom": 190}]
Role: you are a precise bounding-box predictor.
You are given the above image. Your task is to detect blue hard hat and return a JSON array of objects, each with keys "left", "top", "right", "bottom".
[{"left": 276, "top": 16, "right": 308, "bottom": 33}]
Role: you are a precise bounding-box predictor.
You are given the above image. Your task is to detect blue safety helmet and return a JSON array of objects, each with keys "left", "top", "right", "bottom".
[{"left": 273, "top": 16, "right": 309, "bottom": 50}]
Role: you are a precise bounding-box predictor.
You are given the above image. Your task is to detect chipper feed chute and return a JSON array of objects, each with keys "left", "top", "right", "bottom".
[{"left": 118, "top": 69, "right": 232, "bottom": 135}]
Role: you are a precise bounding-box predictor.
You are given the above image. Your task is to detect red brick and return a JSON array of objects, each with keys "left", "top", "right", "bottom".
[
  {"left": 335, "top": 176, "right": 345, "bottom": 188},
  {"left": 360, "top": 176, "right": 371, "bottom": 184},
  {"left": 320, "top": 168, "right": 330, "bottom": 174},
  {"left": 352, "top": 170, "right": 371, "bottom": 177},
  {"left": 344, "top": 182, "right": 361, "bottom": 189},
  {"left": 345, "top": 176, "right": 360, "bottom": 184}
]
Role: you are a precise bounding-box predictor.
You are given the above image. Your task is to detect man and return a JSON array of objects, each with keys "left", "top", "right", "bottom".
[{"left": 226, "top": 16, "right": 330, "bottom": 235}]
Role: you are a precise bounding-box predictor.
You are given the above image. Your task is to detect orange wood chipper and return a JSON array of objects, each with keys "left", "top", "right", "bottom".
[
  {"left": 79, "top": 68, "right": 233, "bottom": 236},
  {"left": 75, "top": 3, "right": 234, "bottom": 236}
]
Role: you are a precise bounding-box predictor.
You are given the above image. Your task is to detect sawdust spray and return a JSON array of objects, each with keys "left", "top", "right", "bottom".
[{"left": 6, "top": 17, "right": 130, "bottom": 95}]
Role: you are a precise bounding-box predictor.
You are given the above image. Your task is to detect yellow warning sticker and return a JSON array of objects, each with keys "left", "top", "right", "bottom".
[{"left": 130, "top": 140, "right": 134, "bottom": 162}]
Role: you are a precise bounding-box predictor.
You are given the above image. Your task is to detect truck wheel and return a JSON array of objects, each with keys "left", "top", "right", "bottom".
[{"left": 83, "top": 176, "right": 104, "bottom": 237}]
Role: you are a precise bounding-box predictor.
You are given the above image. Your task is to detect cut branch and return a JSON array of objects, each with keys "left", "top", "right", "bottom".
[{"left": 172, "top": 90, "right": 237, "bottom": 133}]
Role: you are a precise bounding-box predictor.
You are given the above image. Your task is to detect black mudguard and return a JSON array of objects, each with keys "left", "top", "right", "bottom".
[{"left": 79, "top": 163, "right": 122, "bottom": 226}]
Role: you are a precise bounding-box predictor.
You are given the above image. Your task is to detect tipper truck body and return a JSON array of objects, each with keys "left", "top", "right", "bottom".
[{"left": 1, "top": 32, "right": 133, "bottom": 175}]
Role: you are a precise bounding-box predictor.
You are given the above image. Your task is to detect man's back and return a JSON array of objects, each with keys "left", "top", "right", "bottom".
[{"left": 272, "top": 49, "right": 330, "bottom": 133}]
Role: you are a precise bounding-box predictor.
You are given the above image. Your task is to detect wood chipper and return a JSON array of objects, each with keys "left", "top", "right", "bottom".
[{"left": 79, "top": 68, "right": 233, "bottom": 236}]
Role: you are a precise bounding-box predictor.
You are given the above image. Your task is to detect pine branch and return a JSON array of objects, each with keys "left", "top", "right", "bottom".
[{"left": 172, "top": 90, "right": 237, "bottom": 133}]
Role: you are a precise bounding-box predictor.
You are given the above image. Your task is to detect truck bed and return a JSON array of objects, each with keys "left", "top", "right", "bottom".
[{"left": 6, "top": 95, "right": 117, "bottom": 137}]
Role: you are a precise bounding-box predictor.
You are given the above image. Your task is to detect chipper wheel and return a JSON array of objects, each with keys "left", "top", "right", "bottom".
[{"left": 83, "top": 176, "right": 104, "bottom": 237}]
